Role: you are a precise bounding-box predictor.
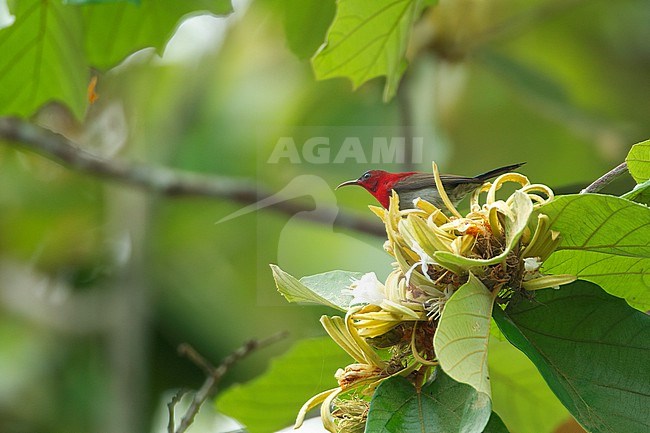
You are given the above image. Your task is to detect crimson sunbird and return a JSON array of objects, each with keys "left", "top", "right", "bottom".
[{"left": 336, "top": 163, "right": 525, "bottom": 209}]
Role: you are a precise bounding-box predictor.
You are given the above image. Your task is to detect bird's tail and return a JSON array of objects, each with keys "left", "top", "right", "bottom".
[{"left": 475, "top": 162, "right": 526, "bottom": 181}]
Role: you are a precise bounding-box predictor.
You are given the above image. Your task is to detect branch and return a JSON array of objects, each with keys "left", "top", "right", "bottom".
[
  {"left": 0, "top": 117, "right": 384, "bottom": 237},
  {"left": 169, "top": 331, "right": 289, "bottom": 433},
  {"left": 167, "top": 389, "right": 188, "bottom": 433},
  {"left": 580, "top": 162, "right": 629, "bottom": 194}
]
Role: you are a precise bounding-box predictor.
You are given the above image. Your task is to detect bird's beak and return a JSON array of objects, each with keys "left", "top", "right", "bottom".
[{"left": 335, "top": 179, "right": 358, "bottom": 190}]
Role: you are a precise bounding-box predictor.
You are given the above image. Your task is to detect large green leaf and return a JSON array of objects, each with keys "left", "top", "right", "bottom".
[
  {"left": 216, "top": 337, "right": 351, "bottom": 433},
  {"left": 539, "top": 194, "right": 650, "bottom": 258},
  {"left": 488, "top": 338, "right": 569, "bottom": 433},
  {"left": 433, "top": 273, "right": 495, "bottom": 397},
  {"left": 311, "top": 0, "right": 425, "bottom": 101},
  {"left": 82, "top": 0, "right": 232, "bottom": 69},
  {"left": 538, "top": 194, "right": 650, "bottom": 310},
  {"left": 434, "top": 190, "right": 533, "bottom": 271},
  {"left": 0, "top": 0, "right": 87, "bottom": 117},
  {"left": 365, "top": 371, "right": 494, "bottom": 433},
  {"left": 543, "top": 250, "right": 650, "bottom": 311},
  {"left": 626, "top": 139, "right": 650, "bottom": 183},
  {"left": 0, "top": 0, "right": 231, "bottom": 118},
  {"left": 494, "top": 281, "right": 650, "bottom": 433},
  {"left": 270, "top": 265, "right": 362, "bottom": 311}
]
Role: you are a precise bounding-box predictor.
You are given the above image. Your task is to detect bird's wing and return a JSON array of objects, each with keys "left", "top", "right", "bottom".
[{"left": 394, "top": 173, "right": 478, "bottom": 191}]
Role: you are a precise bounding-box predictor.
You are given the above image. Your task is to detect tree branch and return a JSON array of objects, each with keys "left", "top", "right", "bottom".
[
  {"left": 0, "top": 117, "right": 384, "bottom": 237},
  {"left": 169, "top": 332, "right": 289, "bottom": 433},
  {"left": 167, "top": 389, "right": 188, "bottom": 433},
  {"left": 580, "top": 162, "right": 629, "bottom": 194}
]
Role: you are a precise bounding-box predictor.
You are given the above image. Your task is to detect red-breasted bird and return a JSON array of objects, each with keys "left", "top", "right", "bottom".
[{"left": 336, "top": 163, "right": 525, "bottom": 209}]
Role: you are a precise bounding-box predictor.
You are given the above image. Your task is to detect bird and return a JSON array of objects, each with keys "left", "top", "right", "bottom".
[{"left": 336, "top": 163, "right": 525, "bottom": 209}]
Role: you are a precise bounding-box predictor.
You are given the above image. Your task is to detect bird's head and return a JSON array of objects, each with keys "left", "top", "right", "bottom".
[
  {"left": 337, "top": 170, "right": 415, "bottom": 208},
  {"left": 336, "top": 170, "right": 387, "bottom": 193}
]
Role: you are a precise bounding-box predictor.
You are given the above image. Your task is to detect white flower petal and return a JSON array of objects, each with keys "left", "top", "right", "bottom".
[
  {"left": 345, "top": 273, "right": 387, "bottom": 306},
  {"left": 523, "top": 257, "right": 542, "bottom": 272}
]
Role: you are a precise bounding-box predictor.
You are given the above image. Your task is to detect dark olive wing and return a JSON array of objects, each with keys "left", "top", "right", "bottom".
[
  {"left": 393, "top": 173, "right": 478, "bottom": 191},
  {"left": 393, "top": 163, "right": 525, "bottom": 192}
]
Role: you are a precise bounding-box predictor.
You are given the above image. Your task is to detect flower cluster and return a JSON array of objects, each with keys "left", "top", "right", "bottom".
[{"left": 283, "top": 165, "right": 575, "bottom": 432}]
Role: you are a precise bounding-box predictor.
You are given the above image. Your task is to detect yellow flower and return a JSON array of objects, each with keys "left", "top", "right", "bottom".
[
  {"left": 290, "top": 162, "right": 575, "bottom": 432},
  {"left": 370, "top": 162, "right": 575, "bottom": 297}
]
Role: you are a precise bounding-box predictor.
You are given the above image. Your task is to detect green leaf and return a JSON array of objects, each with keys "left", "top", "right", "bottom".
[
  {"left": 366, "top": 370, "right": 493, "bottom": 433},
  {"left": 538, "top": 194, "right": 650, "bottom": 309},
  {"left": 626, "top": 139, "right": 650, "bottom": 183},
  {"left": 434, "top": 190, "right": 533, "bottom": 270},
  {"left": 0, "top": 0, "right": 232, "bottom": 118},
  {"left": 490, "top": 318, "right": 506, "bottom": 341},
  {"left": 0, "top": 0, "right": 87, "bottom": 117},
  {"left": 621, "top": 179, "right": 650, "bottom": 205},
  {"left": 488, "top": 338, "right": 569, "bottom": 433},
  {"left": 273, "top": 0, "right": 336, "bottom": 59},
  {"left": 81, "top": 0, "right": 232, "bottom": 69},
  {"left": 433, "top": 273, "right": 495, "bottom": 396},
  {"left": 216, "top": 337, "right": 351, "bottom": 433},
  {"left": 311, "top": 0, "right": 424, "bottom": 101},
  {"left": 494, "top": 281, "right": 650, "bottom": 433},
  {"left": 270, "top": 265, "right": 363, "bottom": 311},
  {"left": 483, "top": 412, "right": 510, "bottom": 433},
  {"left": 543, "top": 250, "right": 650, "bottom": 311},
  {"left": 539, "top": 194, "right": 650, "bottom": 258}
]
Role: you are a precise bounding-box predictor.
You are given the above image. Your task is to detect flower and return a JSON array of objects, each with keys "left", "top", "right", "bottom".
[
  {"left": 370, "top": 163, "right": 575, "bottom": 297},
  {"left": 282, "top": 162, "right": 576, "bottom": 433},
  {"left": 523, "top": 257, "right": 543, "bottom": 272},
  {"left": 344, "top": 273, "right": 386, "bottom": 307},
  {"left": 423, "top": 285, "right": 455, "bottom": 320},
  {"left": 293, "top": 315, "right": 395, "bottom": 432}
]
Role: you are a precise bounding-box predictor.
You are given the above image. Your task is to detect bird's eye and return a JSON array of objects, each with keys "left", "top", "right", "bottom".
[{"left": 361, "top": 172, "right": 372, "bottom": 180}]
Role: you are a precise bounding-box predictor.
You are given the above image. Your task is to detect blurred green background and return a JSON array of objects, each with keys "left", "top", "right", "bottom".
[{"left": 0, "top": 0, "right": 648, "bottom": 432}]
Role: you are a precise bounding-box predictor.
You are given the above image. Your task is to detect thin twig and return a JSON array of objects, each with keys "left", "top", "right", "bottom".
[
  {"left": 175, "top": 373, "right": 218, "bottom": 433},
  {"left": 0, "top": 117, "right": 384, "bottom": 237},
  {"left": 580, "top": 162, "right": 629, "bottom": 194},
  {"left": 172, "top": 331, "right": 289, "bottom": 433},
  {"left": 167, "top": 389, "right": 188, "bottom": 433},
  {"left": 178, "top": 343, "right": 218, "bottom": 377}
]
